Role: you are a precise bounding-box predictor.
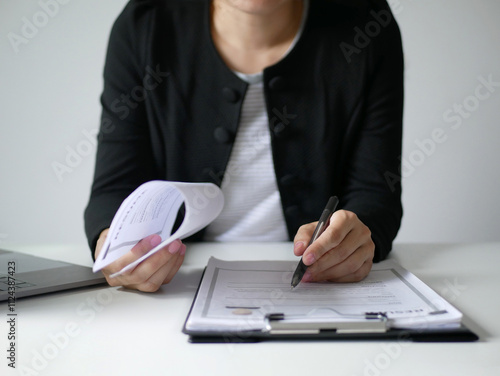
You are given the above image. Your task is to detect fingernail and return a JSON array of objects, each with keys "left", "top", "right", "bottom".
[
  {"left": 180, "top": 244, "right": 186, "bottom": 256},
  {"left": 305, "top": 253, "right": 315, "bottom": 265},
  {"left": 150, "top": 235, "right": 162, "bottom": 248},
  {"left": 169, "top": 240, "right": 181, "bottom": 254}
]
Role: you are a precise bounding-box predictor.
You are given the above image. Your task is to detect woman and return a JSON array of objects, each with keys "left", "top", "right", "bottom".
[{"left": 85, "top": 0, "right": 404, "bottom": 292}]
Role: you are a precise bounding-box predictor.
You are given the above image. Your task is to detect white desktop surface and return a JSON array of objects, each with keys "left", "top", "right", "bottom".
[{"left": 1, "top": 242, "right": 499, "bottom": 376}]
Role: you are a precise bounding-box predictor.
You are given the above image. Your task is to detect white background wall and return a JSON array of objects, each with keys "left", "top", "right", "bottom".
[{"left": 1, "top": 0, "right": 499, "bottom": 255}]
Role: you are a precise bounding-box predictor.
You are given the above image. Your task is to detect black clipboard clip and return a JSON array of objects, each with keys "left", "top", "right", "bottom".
[{"left": 264, "top": 312, "right": 388, "bottom": 335}]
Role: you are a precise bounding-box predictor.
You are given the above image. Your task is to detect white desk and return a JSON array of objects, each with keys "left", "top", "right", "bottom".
[{"left": 1, "top": 242, "right": 499, "bottom": 376}]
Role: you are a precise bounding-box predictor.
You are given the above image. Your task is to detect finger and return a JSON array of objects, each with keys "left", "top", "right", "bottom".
[
  {"left": 309, "top": 243, "right": 374, "bottom": 282},
  {"left": 293, "top": 222, "right": 317, "bottom": 256},
  {"left": 130, "top": 243, "right": 186, "bottom": 291},
  {"left": 121, "top": 239, "right": 182, "bottom": 286},
  {"left": 95, "top": 229, "right": 109, "bottom": 258},
  {"left": 105, "top": 234, "right": 162, "bottom": 276},
  {"left": 101, "top": 239, "right": 160, "bottom": 287},
  {"left": 103, "top": 237, "right": 180, "bottom": 288},
  {"left": 162, "top": 244, "right": 186, "bottom": 284},
  {"left": 126, "top": 252, "right": 183, "bottom": 292},
  {"left": 308, "top": 222, "right": 371, "bottom": 275},
  {"left": 325, "top": 258, "right": 373, "bottom": 283},
  {"left": 302, "top": 211, "right": 356, "bottom": 266}
]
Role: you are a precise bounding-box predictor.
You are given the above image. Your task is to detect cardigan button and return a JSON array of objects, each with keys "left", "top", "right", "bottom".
[
  {"left": 214, "top": 127, "right": 234, "bottom": 144},
  {"left": 222, "top": 87, "right": 240, "bottom": 103},
  {"left": 269, "top": 76, "right": 286, "bottom": 91}
]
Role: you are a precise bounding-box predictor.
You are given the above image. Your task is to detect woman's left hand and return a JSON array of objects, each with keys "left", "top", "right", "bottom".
[{"left": 293, "top": 210, "right": 375, "bottom": 283}]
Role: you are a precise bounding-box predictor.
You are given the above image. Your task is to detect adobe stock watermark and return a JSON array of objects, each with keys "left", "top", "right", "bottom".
[
  {"left": 351, "top": 333, "right": 411, "bottom": 376},
  {"left": 51, "top": 126, "right": 103, "bottom": 183},
  {"left": 439, "top": 277, "right": 467, "bottom": 303},
  {"left": 385, "top": 74, "right": 500, "bottom": 192},
  {"left": 340, "top": 0, "right": 404, "bottom": 64},
  {"left": 18, "top": 288, "right": 120, "bottom": 376},
  {"left": 7, "top": 0, "right": 72, "bottom": 54},
  {"left": 182, "top": 184, "right": 223, "bottom": 228},
  {"left": 51, "top": 64, "right": 169, "bottom": 183}
]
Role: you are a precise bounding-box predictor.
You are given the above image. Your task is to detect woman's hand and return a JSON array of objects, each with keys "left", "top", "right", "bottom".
[
  {"left": 293, "top": 210, "right": 375, "bottom": 283},
  {"left": 95, "top": 229, "right": 186, "bottom": 292}
]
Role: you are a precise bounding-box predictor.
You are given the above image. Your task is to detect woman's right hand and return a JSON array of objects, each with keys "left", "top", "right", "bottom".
[{"left": 95, "top": 229, "right": 186, "bottom": 292}]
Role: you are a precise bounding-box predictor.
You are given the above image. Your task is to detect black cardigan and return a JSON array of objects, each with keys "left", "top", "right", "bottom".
[{"left": 84, "top": 0, "right": 404, "bottom": 261}]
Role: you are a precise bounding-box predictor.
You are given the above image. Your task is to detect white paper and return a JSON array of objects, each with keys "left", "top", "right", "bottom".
[
  {"left": 185, "top": 258, "right": 463, "bottom": 332},
  {"left": 93, "top": 181, "right": 224, "bottom": 275}
]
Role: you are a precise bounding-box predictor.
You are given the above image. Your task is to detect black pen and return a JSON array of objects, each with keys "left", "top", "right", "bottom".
[{"left": 291, "top": 196, "right": 339, "bottom": 289}]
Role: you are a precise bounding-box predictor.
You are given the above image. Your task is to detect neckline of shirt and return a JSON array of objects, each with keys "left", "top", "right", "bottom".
[{"left": 234, "top": 0, "right": 310, "bottom": 85}]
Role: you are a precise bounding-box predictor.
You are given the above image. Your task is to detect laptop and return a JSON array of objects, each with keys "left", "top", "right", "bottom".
[{"left": 0, "top": 248, "right": 107, "bottom": 301}]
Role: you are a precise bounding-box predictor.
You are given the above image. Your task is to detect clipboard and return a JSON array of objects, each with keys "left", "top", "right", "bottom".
[
  {"left": 182, "top": 259, "right": 479, "bottom": 343},
  {"left": 182, "top": 280, "right": 478, "bottom": 343},
  {"left": 183, "top": 320, "right": 478, "bottom": 343}
]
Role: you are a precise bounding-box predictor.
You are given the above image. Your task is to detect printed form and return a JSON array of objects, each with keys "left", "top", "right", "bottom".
[
  {"left": 93, "top": 181, "right": 224, "bottom": 275},
  {"left": 185, "top": 258, "right": 462, "bottom": 332}
]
